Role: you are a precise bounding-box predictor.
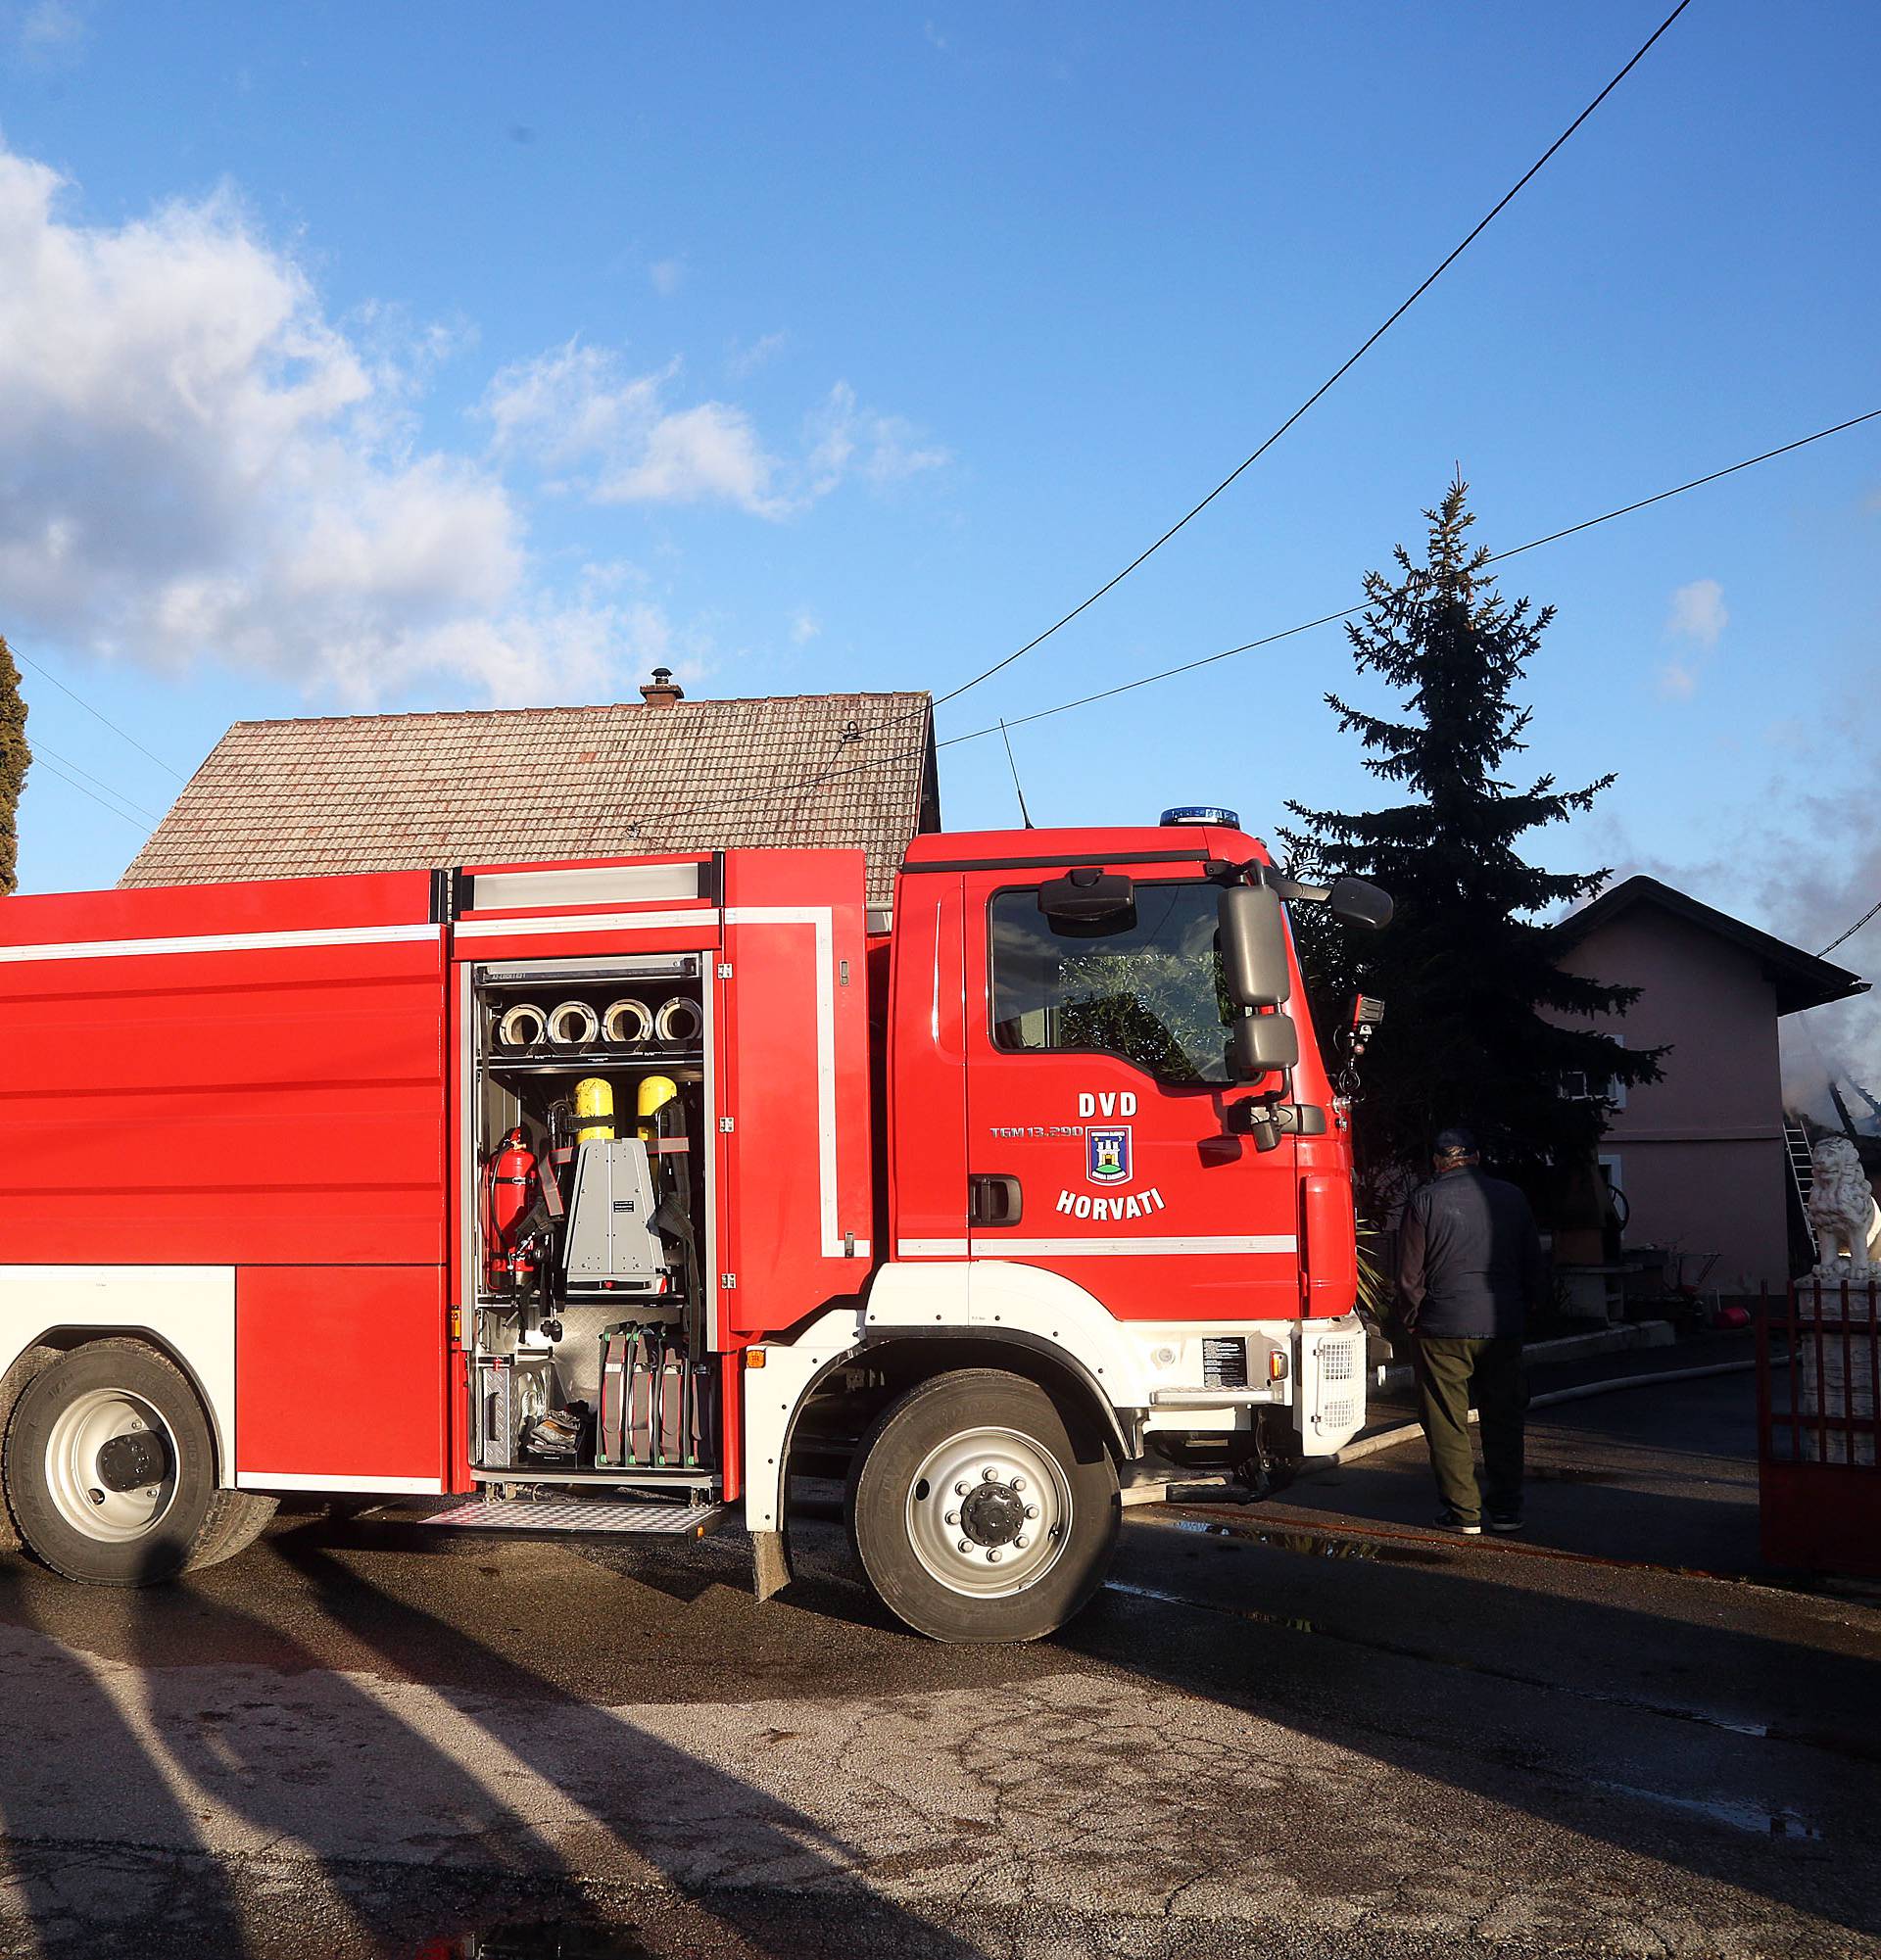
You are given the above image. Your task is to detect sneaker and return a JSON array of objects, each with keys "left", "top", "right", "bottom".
[
  {"left": 1433, "top": 1511, "right": 1483, "bottom": 1536},
  {"left": 1486, "top": 1514, "right": 1523, "bottom": 1534}
]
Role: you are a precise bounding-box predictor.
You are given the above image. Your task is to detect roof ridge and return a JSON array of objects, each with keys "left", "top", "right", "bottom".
[{"left": 216, "top": 690, "right": 933, "bottom": 737}]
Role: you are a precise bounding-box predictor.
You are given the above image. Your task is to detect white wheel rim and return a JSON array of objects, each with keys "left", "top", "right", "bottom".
[
  {"left": 42, "top": 1389, "right": 178, "bottom": 1542},
  {"left": 903, "top": 1424, "right": 1073, "bottom": 1599}
]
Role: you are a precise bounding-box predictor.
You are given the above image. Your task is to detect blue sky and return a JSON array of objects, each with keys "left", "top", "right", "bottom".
[{"left": 1, "top": 1, "right": 1877, "bottom": 1094}]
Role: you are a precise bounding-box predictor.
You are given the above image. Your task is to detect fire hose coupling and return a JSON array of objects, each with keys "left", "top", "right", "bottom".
[
  {"left": 654, "top": 996, "right": 702, "bottom": 1045},
  {"left": 495, "top": 992, "right": 697, "bottom": 1049},
  {"left": 548, "top": 999, "right": 601, "bottom": 1047},
  {"left": 497, "top": 1002, "right": 547, "bottom": 1048},
  {"left": 603, "top": 996, "right": 653, "bottom": 1044}
]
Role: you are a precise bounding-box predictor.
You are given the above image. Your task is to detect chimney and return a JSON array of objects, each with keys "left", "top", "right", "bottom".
[{"left": 639, "top": 666, "right": 685, "bottom": 708}]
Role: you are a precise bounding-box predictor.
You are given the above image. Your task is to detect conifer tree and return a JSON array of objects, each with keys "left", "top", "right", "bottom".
[
  {"left": 0, "top": 636, "right": 26, "bottom": 895},
  {"left": 1279, "top": 476, "right": 1659, "bottom": 1201}
]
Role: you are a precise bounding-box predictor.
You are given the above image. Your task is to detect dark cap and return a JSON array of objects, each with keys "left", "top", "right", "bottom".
[{"left": 1432, "top": 1126, "right": 1478, "bottom": 1159}]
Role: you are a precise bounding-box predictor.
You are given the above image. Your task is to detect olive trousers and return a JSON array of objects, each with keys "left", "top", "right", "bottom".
[{"left": 1414, "top": 1335, "right": 1527, "bottom": 1523}]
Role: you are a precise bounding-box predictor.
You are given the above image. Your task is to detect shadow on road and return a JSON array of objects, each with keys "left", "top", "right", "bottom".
[{"left": 0, "top": 1530, "right": 986, "bottom": 1960}]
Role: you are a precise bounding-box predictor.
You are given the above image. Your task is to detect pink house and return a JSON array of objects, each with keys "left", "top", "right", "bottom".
[{"left": 1552, "top": 878, "right": 1867, "bottom": 1302}]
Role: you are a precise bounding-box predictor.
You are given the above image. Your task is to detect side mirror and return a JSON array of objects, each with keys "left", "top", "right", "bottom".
[
  {"left": 1218, "top": 884, "right": 1291, "bottom": 1009},
  {"left": 1329, "top": 877, "right": 1393, "bottom": 932},
  {"left": 1037, "top": 869, "right": 1135, "bottom": 928},
  {"left": 1228, "top": 1012, "right": 1299, "bottom": 1079}
]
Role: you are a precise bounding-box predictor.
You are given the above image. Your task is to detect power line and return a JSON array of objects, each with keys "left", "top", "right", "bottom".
[
  {"left": 941, "top": 407, "right": 1881, "bottom": 747},
  {"left": 27, "top": 740, "right": 163, "bottom": 823},
  {"left": 886, "top": 0, "right": 1695, "bottom": 731},
  {"left": 27, "top": 753, "right": 154, "bottom": 832},
  {"left": 1487, "top": 408, "right": 1881, "bottom": 565},
  {"left": 606, "top": 401, "right": 1881, "bottom": 836},
  {"left": 12, "top": 646, "right": 186, "bottom": 781},
  {"left": 1820, "top": 899, "right": 1881, "bottom": 961}
]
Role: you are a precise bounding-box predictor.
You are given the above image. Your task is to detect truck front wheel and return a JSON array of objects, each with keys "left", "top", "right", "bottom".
[
  {"left": 846, "top": 1368, "right": 1119, "bottom": 1643},
  {"left": 1, "top": 1339, "right": 261, "bottom": 1586}
]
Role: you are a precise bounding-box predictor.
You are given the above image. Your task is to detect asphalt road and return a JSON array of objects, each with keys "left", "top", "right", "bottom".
[{"left": 1, "top": 1370, "right": 1877, "bottom": 1960}]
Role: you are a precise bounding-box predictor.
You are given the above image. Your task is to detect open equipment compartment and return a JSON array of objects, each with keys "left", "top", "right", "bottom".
[{"left": 466, "top": 951, "right": 717, "bottom": 1497}]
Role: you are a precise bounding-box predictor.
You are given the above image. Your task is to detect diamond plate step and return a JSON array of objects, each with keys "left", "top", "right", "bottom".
[{"left": 371, "top": 1496, "right": 730, "bottom": 1537}]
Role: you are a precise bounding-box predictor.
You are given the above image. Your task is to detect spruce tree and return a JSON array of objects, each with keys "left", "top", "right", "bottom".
[
  {"left": 0, "top": 636, "right": 26, "bottom": 895},
  {"left": 1279, "top": 475, "right": 1659, "bottom": 1203}
]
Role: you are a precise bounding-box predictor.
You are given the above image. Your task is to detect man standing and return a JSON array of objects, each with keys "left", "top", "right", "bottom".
[{"left": 1395, "top": 1127, "right": 1546, "bottom": 1535}]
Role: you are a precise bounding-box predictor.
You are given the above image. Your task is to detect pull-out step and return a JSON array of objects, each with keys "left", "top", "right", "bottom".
[{"left": 371, "top": 1494, "right": 730, "bottom": 1537}]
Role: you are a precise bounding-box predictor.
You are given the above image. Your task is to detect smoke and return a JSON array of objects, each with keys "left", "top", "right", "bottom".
[
  {"left": 1736, "top": 790, "right": 1881, "bottom": 1123},
  {"left": 1575, "top": 803, "right": 1881, "bottom": 1127}
]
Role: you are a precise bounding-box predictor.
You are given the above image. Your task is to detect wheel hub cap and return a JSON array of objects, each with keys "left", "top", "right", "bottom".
[
  {"left": 43, "top": 1389, "right": 178, "bottom": 1543},
  {"left": 959, "top": 1482, "right": 1025, "bottom": 1548},
  {"left": 904, "top": 1424, "right": 1074, "bottom": 1600}
]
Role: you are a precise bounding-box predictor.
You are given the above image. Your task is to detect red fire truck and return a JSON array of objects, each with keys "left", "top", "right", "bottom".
[{"left": 0, "top": 812, "right": 1388, "bottom": 1642}]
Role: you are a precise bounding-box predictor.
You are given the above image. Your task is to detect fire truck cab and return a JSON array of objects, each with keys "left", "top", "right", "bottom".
[{"left": 0, "top": 816, "right": 1387, "bottom": 1644}]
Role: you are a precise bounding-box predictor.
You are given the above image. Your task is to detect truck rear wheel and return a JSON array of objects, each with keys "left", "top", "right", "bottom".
[
  {"left": 1, "top": 1339, "right": 241, "bottom": 1586},
  {"left": 846, "top": 1367, "right": 1119, "bottom": 1644}
]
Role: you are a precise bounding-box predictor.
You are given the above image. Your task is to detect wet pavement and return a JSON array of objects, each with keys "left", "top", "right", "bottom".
[{"left": 0, "top": 1370, "right": 1877, "bottom": 1958}]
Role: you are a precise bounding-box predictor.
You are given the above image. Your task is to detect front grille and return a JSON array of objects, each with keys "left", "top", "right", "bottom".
[{"left": 1202, "top": 1337, "right": 1249, "bottom": 1389}]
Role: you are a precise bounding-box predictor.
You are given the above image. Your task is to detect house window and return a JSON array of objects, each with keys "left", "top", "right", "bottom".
[
  {"left": 989, "top": 882, "right": 1233, "bottom": 1084},
  {"left": 1561, "top": 1033, "right": 1627, "bottom": 1110}
]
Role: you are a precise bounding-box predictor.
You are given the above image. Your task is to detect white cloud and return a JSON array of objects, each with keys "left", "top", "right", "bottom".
[
  {"left": 488, "top": 350, "right": 945, "bottom": 517},
  {"left": 0, "top": 140, "right": 943, "bottom": 711},
  {"left": 487, "top": 342, "right": 785, "bottom": 515},
  {"left": 1654, "top": 577, "right": 1727, "bottom": 700},
  {"left": 1666, "top": 577, "right": 1727, "bottom": 648},
  {"left": 0, "top": 144, "right": 718, "bottom": 708},
  {"left": 603, "top": 402, "right": 779, "bottom": 510},
  {"left": 805, "top": 381, "right": 950, "bottom": 496},
  {"left": 726, "top": 330, "right": 788, "bottom": 380},
  {"left": 1655, "top": 657, "right": 1700, "bottom": 702},
  {"left": 0, "top": 143, "right": 643, "bottom": 705},
  {"left": 8, "top": 0, "right": 87, "bottom": 61},
  {"left": 790, "top": 607, "right": 820, "bottom": 646},
  {"left": 649, "top": 258, "right": 685, "bottom": 298}
]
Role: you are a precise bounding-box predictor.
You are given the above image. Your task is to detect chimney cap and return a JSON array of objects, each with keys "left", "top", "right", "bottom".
[{"left": 640, "top": 666, "right": 685, "bottom": 707}]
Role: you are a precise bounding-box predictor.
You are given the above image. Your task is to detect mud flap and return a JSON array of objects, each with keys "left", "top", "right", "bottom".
[{"left": 751, "top": 1526, "right": 793, "bottom": 1602}]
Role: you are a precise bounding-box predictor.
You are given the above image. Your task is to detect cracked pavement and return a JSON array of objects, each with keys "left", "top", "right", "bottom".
[{"left": 0, "top": 1371, "right": 1876, "bottom": 1958}]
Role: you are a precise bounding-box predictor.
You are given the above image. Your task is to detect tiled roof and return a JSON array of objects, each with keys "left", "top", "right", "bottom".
[{"left": 121, "top": 692, "right": 939, "bottom": 910}]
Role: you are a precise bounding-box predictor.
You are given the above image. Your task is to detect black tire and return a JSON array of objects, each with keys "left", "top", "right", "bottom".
[
  {"left": 846, "top": 1367, "right": 1119, "bottom": 1644},
  {"left": 193, "top": 1490, "right": 279, "bottom": 1570},
  {"left": 0, "top": 1344, "right": 59, "bottom": 1555},
  {"left": 1, "top": 1338, "right": 231, "bottom": 1586}
]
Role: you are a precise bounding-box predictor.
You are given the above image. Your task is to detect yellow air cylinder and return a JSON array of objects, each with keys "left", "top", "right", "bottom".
[
  {"left": 574, "top": 1076, "right": 616, "bottom": 1145},
  {"left": 636, "top": 1074, "right": 678, "bottom": 1142}
]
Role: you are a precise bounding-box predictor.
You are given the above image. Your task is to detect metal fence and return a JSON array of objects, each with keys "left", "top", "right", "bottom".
[{"left": 1757, "top": 1278, "right": 1881, "bottom": 1577}]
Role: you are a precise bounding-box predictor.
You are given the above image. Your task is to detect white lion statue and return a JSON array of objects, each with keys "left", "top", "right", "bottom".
[{"left": 1808, "top": 1135, "right": 1881, "bottom": 1280}]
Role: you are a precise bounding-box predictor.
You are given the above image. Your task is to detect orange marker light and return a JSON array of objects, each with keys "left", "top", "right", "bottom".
[
  {"left": 745, "top": 1348, "right": 767, "bottom": 1369},
  {"left": 1269, "top": 1350, "right": 1288, "bottom": 1381}
]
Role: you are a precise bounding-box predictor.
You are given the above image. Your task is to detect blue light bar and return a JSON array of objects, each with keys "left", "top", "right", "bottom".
[{"left": 1159, "top": 805, "right": 1239, "bottom": 829}]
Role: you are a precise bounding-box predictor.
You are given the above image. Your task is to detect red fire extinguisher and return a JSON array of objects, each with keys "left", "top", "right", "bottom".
[{"left": 481, "top": 1126, "right": 541, "bottom": 1289}]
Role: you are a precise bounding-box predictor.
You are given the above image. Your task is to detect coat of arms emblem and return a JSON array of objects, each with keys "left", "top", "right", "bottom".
[{"left": 1086, "top": 1125, "right": 1132, "bottom": 1186}]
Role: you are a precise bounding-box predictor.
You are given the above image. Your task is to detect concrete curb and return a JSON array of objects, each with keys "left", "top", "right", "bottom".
[{"left": 1336, "top": 1356, "right": 1762, "bottom": 1463}]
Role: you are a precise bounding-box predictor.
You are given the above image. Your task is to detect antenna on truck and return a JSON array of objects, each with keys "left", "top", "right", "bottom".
[{"left": 998, "top": 719, "right": 1035, "bottom": 830}]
